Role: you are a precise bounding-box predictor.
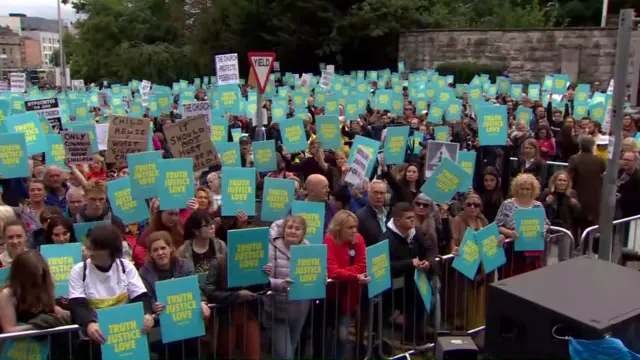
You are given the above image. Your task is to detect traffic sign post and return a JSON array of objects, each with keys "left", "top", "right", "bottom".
[{"left": 248, "top": 52, "right": 276, "bottom": 142}]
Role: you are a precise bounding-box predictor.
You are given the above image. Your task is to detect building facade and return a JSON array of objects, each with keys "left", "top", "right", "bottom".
[
  {"left": 22, "top": 31, "right": 59, "bottom": 68},
  {"left": 0, "top": 26, "right": 22, "bottom": 69},
  {"left": 21, "top": 37, "right": 41, "bottom": 68},
  {"left": 0, "top": 16, "right": 22, "bottom": 36}
]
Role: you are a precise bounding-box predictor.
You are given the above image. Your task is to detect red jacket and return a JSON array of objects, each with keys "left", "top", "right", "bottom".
[
  {"left": 324, "top": 233, "right": 367, "bottom": 315},
  {"left": 537, "top": 138, "right": 556, "bottom": 160}
]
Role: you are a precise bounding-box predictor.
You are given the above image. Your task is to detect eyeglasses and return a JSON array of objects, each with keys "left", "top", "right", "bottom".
[
  {"left": 415, "top": 202, "right": 430, "bottom": 208},
  {"left": 466, "top": 202, "right": 481, "bottom": 208}
]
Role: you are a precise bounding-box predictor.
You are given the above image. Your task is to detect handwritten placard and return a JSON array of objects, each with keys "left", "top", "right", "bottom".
[
  {"left": 106, "top": 115, "right": 150, "bottom": 163},
  {"left": 163, "top": 115, "right": 217, "bottom": 171},
  {"left": 61, "top": 131, "right": 93, "bottom": 165}
]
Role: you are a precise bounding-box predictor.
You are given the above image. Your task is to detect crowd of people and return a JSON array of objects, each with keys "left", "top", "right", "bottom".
[{"left": 0, "top": 72, "right": 639, "bottom": 360}]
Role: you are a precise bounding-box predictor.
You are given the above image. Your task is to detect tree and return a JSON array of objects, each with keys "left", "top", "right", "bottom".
[{"left": 49, "top": 49, "right": 60, "bottom": 67}]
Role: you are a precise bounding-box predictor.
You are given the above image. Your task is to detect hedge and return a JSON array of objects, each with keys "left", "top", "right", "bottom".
[{"left": 434, "top": 62, "right": 507, "bottom": 84}]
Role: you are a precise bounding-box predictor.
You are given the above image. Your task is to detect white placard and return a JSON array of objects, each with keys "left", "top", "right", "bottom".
[
  {"left": 10, "top": 73, "right": 25, "bottom": 93},
  {"left": 71, "top": 80, "right": 85, "bottom": 91},
  {"left": 273, "top": 61, "right": 280, "bottom": 72},
  {"left": 320, "top": 70, "right": 333, "bottom": 89},
  {"left": 345, "top": 147, "right": 371, "bottom": 188},
  {"left": 140, "top": 80, "right": 151, "bottom": 106},
  {"left": 62, "top": 131, "right": 93, "bottom": 165},
  {"left": 215, "top": 53, "right": 240, "bottom": 86},
  {"left": 181, "top": 101, "right": 212, "bottom": 127}
]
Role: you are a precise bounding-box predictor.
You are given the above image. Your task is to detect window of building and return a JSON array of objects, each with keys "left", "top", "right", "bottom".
[{"left": 1, "top": 48, "right": 5, "bottom": 54}]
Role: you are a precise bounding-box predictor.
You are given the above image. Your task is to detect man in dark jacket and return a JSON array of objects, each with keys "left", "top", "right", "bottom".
[
  {"left": 617, "top": 151, "right": 640, "bottom": 220},
  {"left": 72, "top": 179, "right": 126, "bottom": 234},
  {"left": 382, "top": 202, "right": 436, "bottom": 344},
  {"left": 356, "top": 180, "right": 388, "bottom": 247}
]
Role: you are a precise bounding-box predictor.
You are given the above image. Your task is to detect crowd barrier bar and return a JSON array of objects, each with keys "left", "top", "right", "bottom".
[
  {"left": 508, "top": 157, "right": 569, "bottom": 168},
  {"left": 580, "top": 213, "right": 640, "bottom": 259},
  {"left": 0, "top": 229, "right": 575, "bottom": 360}
]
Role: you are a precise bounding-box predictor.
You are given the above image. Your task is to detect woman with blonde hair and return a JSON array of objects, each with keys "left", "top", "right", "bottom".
[
  {"left": 496, "top": 174, "right": 550, "bottom": 277},
  {"left": 263, "top": 215, "right": 311, "bottom": 360},
  {"left": 540, "top": 170, "right": 580, "bottom": 262},
  {"left": 513, "top": 138, "right": 547, "bottom": 187}
]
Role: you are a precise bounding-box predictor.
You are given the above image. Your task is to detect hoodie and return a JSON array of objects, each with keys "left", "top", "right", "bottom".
[{"left": 384, "top": 219, "right": 436, "bottom": 279}]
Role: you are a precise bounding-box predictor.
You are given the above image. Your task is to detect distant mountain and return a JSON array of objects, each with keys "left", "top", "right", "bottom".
[{"left": 21, "top": 16, "right": 58, "bottom": 33}]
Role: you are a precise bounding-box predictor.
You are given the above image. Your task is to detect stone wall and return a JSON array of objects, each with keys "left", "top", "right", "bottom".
[{"left": 398, "top": 28, "right": 640, "bottom": 86}]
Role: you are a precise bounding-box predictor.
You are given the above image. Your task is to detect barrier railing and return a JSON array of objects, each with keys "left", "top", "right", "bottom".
[
  {"left": 0, "top": 227, "right": 574, "bottom": 360},
  {"left": 579, "top": 213, "right": 640, "bottom": 260}
]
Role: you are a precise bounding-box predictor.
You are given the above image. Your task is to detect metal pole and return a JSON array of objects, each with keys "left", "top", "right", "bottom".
[
  {"left": 600, "top": 0, "right": 610, "bottom": 27},
  {"left": 597, "top": 9, "right": 634, "bottom": 261},
  {"left": 57, "top": 0, "right": 67, "bottom": 91},
  {"left": 254, "top": 91, "right": 265, "bottom": 141}
]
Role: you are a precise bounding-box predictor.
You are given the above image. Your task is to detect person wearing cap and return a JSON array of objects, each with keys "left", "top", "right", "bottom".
[
  {"left": 594, "top": 135, "right": 609, "bottom": 161},
  {"left": 239, "top": 136, "right": 254, "bottom": 167}
]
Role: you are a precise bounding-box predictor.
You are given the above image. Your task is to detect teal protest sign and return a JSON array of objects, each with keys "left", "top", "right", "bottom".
[
  {"left": 476, "top": 222, "right": 506, "bottom": 273},
  {"left": 477, "top": 105, "right": 508, "bottom": 146},
  {"left": 452, "top": 228, "right": 481, "bottom": 280},
  {"left": 73, "top": 220, "right": 111, "bottom": 244},
  {"left": 414, "top": 270, "right": 432, "bottom": 313},
  {"left": 221, "top": 167, "right": 256, "bottom": 216},
  {"left": 0, "top": 133, "right": 29, "bottom": 179},
  {"left": 227, "top": 227, "right": 269, "bottom": 288},
  {"left": 366, "top": 240, "right": 391, "bottom": 298},
  {"left": 291, "top": 201, "right": 325, "bottom": 245},
  {"left": 156, "top": 275, "right": 205, "bottom": 343},
  {"left": 97, "top": 302, "right": 150, "bottom": 360},
  {"left": 157, "top": 158, "right": 194, "bottom": 211},
  {"left": 127, "top": 151, "right": 161, "bottom": 200},
  {"left": 434, "top": 126, "right": 449, "bottom": 142},
  {"left": 420, "top": 158, "right": 470, "bottom": 205},
  {"left": 514, "top": 208, "right": 546, "bottom": 251},
  {"left": 261, "top": 178, "right": 295, "bottom": 222},
  {"left": 107, "top": 176, "right": 149, "bottom": 224},
  {"left": 383, "top": 126, "right": 410, "bottom": 165},
  {"left": 40, "top": 243, "right": 83, "bottom": 297},
  {"left": 216, "top": 141, "right": 241, "bottom": 167},
  {"left": 280, "top": 118, "right": 308, "bottom": 153},
  {"left": 4, "top": 112, "right": 47, "bottom": 156},
  {"left": 252, "top": 140, "right": 277, "bottom": 172},
  {"left": 456, "top": 151, "right": 476, "bottom": 192},
  {"left": 315, "top": 116, "right": 342, "bottom": 150},
  {"left": 0, "top": 338, "right": 49, "bottom": 360},
  {"left": 289, "top": 244, "right": 327, "bottom": 301}
]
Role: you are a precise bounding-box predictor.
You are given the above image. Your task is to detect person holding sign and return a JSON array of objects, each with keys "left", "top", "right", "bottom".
[
  {"left": 324, "top": 210, "right": 369, "bottom": 359},
  {"left": 379, "top": 159, "right": 424, "bottom": 208},
  {"left": 68, "top": 224, "right": 155, "bottom": 360},
  {"left": 138, "top": 231, "right": 209, "bottom": 360},
  {"left": 262, "top": 215, "right": 311, "bottom": 360},
  {"left": 495, "top": 174, "right": 550, "bottom": 278},
  {"left": 450, "top": 193, "right": 504, "bottom": 330}
]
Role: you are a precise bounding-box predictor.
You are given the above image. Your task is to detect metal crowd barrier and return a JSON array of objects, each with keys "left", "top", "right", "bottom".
[
  {"left": 0, "top": 227, "right": 574, "bottom": 360},
  {"left": 579, "top": 213, "right": 640, "bottom": 261}
]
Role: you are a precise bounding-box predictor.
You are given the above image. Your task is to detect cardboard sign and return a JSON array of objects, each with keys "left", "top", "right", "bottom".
[
  {"left": 24, "top": 98, "right": 62, "bottom": 132},
  {"left": 162, "top": 115, "right": 217, "bottom": 171},
  {"left": 106, "top": 115, "right": 150, "bottom": 163},
  {"left": 61, "top": 131, "right": 93, "bottom": 165}
]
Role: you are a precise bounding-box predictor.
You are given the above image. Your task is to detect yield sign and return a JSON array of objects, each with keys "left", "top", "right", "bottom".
[{"left": 248, "top": 52, "right": 276, "bottom": 94}]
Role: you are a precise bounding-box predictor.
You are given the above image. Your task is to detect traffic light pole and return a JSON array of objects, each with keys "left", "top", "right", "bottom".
[{"left": 597, "top": 9, "right": 636, "bottom": 261}]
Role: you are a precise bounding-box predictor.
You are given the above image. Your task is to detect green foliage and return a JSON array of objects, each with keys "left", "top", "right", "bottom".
[{"left": 435, "top": 62, "right": 507, "bottom": 84}]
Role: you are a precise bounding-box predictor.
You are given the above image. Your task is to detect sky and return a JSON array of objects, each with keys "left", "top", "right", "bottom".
[{"left": 0, "top": 0, "right": 78, "bottom": 21}]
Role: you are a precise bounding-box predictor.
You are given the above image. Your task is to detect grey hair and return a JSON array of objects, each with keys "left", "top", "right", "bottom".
[
  {"left": 66, "top": 186, "right": 85, "bottom": 201},
  {"left": 578, "top": 135, "right": 595, "bottom": 153}
]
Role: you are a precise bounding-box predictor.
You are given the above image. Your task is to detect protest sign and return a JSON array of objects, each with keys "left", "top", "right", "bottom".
[
  {"left": 477, "top": 222, "right": 507, "bottom": 273},
  {"left": 25, "top": 98, "right": 62, "bottom": 132},
  {"left": 383, "top": 126, "right": 410, "bottom": 165},
  {"left": 0, "top": 338, "right": 49, "bottom": 360},
  {"left": 452, "top": 228, "right": 481, "bottom": 280},
  {"left": 456, "top": 151, "right": 476, "bottom": 192},
  {"left": 44, "top": 134, "right": 68, "bottom": 170},
  {"left": 514, "top": 208, "right": 546, "bottom": 251},
  {"left": 215, "top": 53, "right": 240, "bottom": 85},
  {"left": 181, "top": 101, "right": 211, "bottom": 127},
  {"left": 4, "top": 112, "right": 47, "bottom": 156},
  {"left": 98, "top": 91, "right": 111, "bottom": 108},
  {"left": 425, "top": 141, "right": 459, "bottom": 178},
  {"left": 71, "top": 79, "right": 85, "bottom": 91},
  {"left": 163, "top": 115, "right": 217, "bottom": 171},
  {"left": 477, "top": 105, "right": 508, "bottom": 146},
  {"left": 156, "top": 275, "right": 205, "bottom": 343},
  {"left": 157, "top": 158, "right": 195, "bottom": 211},
  {"left": 106, "top": 115, "right": 150, "bottom": 163},
  {"left": 345, "top": 146, "right": 371, "bottom": 188},
  {"left": 252, "top": 140, "right": 277, "bottom": 172},
  {"left": 414, "top": 270, "right": 433, "bottom": 313},
  {"left": 73, "top": 220, "right": 111, "bottom": 244},
  {"left": 347, "top": 135, "right": 380, "bottom": 179},
  {"left": 127, "top": 151, "right": 161, "bottom": 200},
  {"left": 366, "top": 240, "right": 391, "bottom": 298},
  {"left": 315, "top": 116, "right": 342, "bottom": 150},
  {"left": 291, "top": 201, "right": 325, "bottom": 245},
  {"left": 216, "top": 141, "right": 241, "bottom": 167},
  {"left": 61, "top": 131, "right": 93, "bottom": 165},
  {"left": 107, "top": 176, "right": 149, "bottom": 224},
  {"left": 40, "top": 243, "right": 83, "bottom": 297},
  {"left": 97, "top": 302, "right": 150, "bottom": 360},
  {"left": 421, "top": 157, "right": 470, "bottom": 205},
  {"left": 0, "top": 133, "right": 29, "bottom": 179},
  {"left": 261, "top": 178, "right": 295, "bottom": 222},
  {"left": 289, "top": 245, "right": 327, "bottom": 301},
  {"left": 221, "top": 167, "right": 256, "bottom": 216},
  {"left": 227, "top": 227, "right": 269, "bottom": 288},
  {"left": 10, "top": 73, "right": 25, "bottom": 93}
]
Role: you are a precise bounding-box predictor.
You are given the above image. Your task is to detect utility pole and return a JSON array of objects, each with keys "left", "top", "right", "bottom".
[
  {"left": 597, "top": 9, "right": 637, "bottom": 261},
  {"left": 57, "top": 0, "right": 67, "bottom": 91}
]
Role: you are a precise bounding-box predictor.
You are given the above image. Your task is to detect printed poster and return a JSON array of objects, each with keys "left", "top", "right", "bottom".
[
  {"left": 252, "top": 140, "right": 277, "bottom": 172},
  {"left": 456, "top": 151, "right": 476, "bottom": 192},
  {"left": 127, "top": 151, "right": 161, "bottom": 200},
  {"left": 215, "top": 141, "right": 241, "bottom": 167},
  {"left": 477, "top": 105, "right": 508, "bottom": 146},
  {"left": 420, "top": 158, "right": 470, "bottom": 205},
  {"left": 107, "top": 176, "right": 150, "bottom": 224},
  {"left": 40, "top": 243, "right": 83, "bottom": 297},
  {"left": 315, "top": 116, "right": 342, "bottom": 150},
  {"left": 383, "top": 126, "right": 410, "bottom": 165},
  {"left": 344, "top": 146, "right": 372, "bottom": 188},
  {"left": 155, "top": 275, "right": 205, "bottom": 343},
  {"left": 0, "top": 338, "right": 49, "bottom": 360},
  {"left": 280, "top": 118, "right": 308, "bottom": 153},
  {"left": 414, "top": 270, "right": 432, "bottom": 313},
  {"left": 157, "top": 158, "right": 195, "bottom": 211},
  {"left": 514, "top": 208, "right": 546, "bottom": 251},
  {"left": 291, "top": 201, "right": 325, "bottom": 245},
  {"left": 73, "top": 220, "right": 111, "bottom": 244},
  {"left": 348, "top": 135, "right": 380, "bottom": 180},
  {"left": 97, "top": 302, "right": 150, "bottom": 360},
  {"left": 0, "top": 133, "right": 29, "bottom": 178},
  {"left": 261, "top": 178, "right": 295, "bottom": 222},
  {"left": 4, "top": 112, "right": 47, "bottom": 156},
  {"left": 425, "top": 141, "right": 458, "bottom": 178},
  {"left": 366, "top": 240, "right": 391, "bottom": 298},
  {"left": 221, "top": 167, "right": 256, "bottom": 216},
  {"left": 227, "top": 227, "right": 269, "bottom": 288},
  {"left": 452, "top": 228, "right": 481, "bottom": 280},
  {"left": 289, "top": 244, "right": 327, "bottom": 301},
  {"left": 476, "top": 222, "right": 507, "bottom": 273}
]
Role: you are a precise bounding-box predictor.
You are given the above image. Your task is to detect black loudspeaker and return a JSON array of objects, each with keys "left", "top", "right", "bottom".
[
  {"left": 435, "top": 336, "right": 478, "bottom": 360},
  {"left": 485, "top": 256, "right": 640, "bottom": 359}
]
